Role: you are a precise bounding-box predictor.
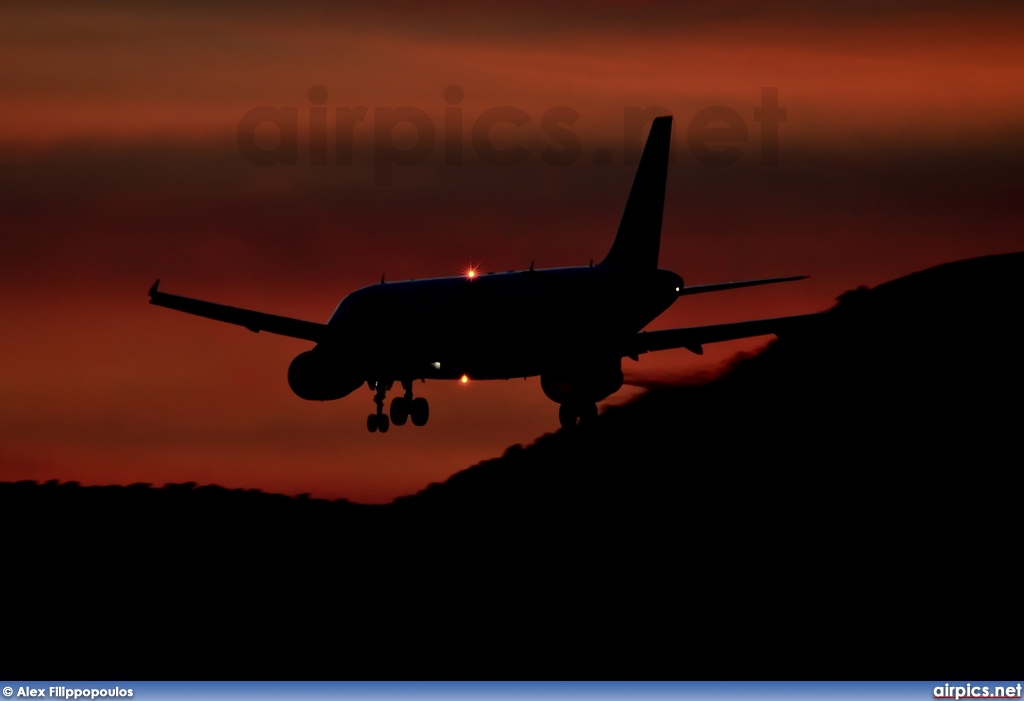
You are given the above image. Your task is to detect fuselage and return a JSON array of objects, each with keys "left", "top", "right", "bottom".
[{"left": 321, "top": 265, "right": 683, "bottom": 382}]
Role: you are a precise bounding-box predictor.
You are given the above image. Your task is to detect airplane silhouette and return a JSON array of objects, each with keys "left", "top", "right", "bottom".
[{"left": 149, "top": 115, "right": 814, "bottom": 432}]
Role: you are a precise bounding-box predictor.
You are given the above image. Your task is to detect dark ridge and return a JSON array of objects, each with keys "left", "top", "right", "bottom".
[{"left": 4, "top": 252, "right": 1022, "bottom": 678}]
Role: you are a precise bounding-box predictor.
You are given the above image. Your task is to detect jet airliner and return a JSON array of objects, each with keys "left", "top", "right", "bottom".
[{"left": 149, "top": 116, "right": 814, "bottom": 432}]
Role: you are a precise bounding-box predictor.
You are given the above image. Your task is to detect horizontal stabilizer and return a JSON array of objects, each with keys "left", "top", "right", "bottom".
[
  {"left": 148, "top": 280, "right": 329, "bottom": 343},
  {"left": 678, "top": 275, "right": 808, "bottom": 297}
]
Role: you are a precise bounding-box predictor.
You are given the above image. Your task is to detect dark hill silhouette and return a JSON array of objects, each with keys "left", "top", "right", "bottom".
[{"left": 4, "top": 252, "right": 1022, "bottom": 678}]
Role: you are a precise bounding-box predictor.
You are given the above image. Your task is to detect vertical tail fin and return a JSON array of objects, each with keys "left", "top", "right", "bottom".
[{"left": 598, "top": 115, "right": 672, "bottom": 271}]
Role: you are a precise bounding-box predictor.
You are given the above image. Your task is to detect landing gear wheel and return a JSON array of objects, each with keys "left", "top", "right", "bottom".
[
  {"left": 410, "top": 397, "right": 430, "bottom": 426},
  {"left": 367, "top": 414, "right": 378, "bottom": 433},
  {"left": 390, "top": 397, "right": 409, "bottom": 426},
  {"left": 559, "top": 403, "right": 577, "bottom": 429},
  {"left": 378, "top": 414, "right": 390, "bottom": 433}
]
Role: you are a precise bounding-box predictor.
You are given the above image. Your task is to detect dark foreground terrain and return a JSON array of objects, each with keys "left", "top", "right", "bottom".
[{"left": 4, "top": 253, "right": 1022, "bottom": 677}]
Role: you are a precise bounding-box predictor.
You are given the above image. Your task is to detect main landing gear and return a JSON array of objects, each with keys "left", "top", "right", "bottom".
[
  {"left": 558, "top": 401, "right": 598, "bottom": 429},
  {"left": 367, "top": 379, "right": 429, "bottom": 433}
]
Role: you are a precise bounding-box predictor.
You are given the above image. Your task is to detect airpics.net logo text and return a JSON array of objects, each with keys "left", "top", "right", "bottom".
[
  {"left": 4, "top": 689, "right": 133, "bottom": 700},
  {"left": 236, "top": 85, "right": 786, "bottom": 184},
  {"left": 934, "top": 685, "right": 1023, "bottom": 699}
]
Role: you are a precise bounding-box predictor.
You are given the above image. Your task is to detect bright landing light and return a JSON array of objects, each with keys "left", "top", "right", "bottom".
[
  {"left": 460, "top": 374, "right": 469, "bottom": 384},
  {"left": 463, "top": 262, "right": 480, "bottom": 279}
]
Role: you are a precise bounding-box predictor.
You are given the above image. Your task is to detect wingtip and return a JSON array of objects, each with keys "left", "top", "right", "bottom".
[{"left": 148, "top": 279, "right": 160, "bottom": 297}]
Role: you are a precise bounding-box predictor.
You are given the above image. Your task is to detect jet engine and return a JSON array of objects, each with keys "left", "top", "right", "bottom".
[
  {"left": 287, "top": 350, "right": 363, "bottom": 401},
  {"left": 540, "top": 359, "right": 624, "bottom": 405}
]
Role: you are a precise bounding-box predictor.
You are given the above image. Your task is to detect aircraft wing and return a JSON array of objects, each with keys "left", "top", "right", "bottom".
[
  {"left": 628, "top": 312, "right": 824, "bottom": 357},
  {"left": 678, "top": 275, "right": 808, "bottom": 297},
  {"left": 147, "top": 280, "right": 329, "bottom": 343}
]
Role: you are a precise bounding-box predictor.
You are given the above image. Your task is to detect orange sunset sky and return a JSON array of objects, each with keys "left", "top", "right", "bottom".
[{"left": 2, "top": 0, "right": 1023, "bottom": 502}]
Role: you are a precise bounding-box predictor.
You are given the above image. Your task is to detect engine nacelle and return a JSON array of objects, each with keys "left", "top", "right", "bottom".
[
  {"left": 540, "top": 360, "right": 624, "bottom": 405},
  {"left": 287, "top": 350, "right": 363, "bottom": 401}
]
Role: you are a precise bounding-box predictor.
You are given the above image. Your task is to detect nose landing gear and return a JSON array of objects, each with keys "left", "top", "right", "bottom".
[{"left": 366, "top": 380, "right": 390, "bottom": 433}]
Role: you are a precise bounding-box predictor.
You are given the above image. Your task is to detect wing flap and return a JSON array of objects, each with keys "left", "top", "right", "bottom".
[
  {"left": 630, "top": 312, "right": 824, "bottom": 356},
  {"left": 148, "top": 280, "right": 329, "bottom": 343}
]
